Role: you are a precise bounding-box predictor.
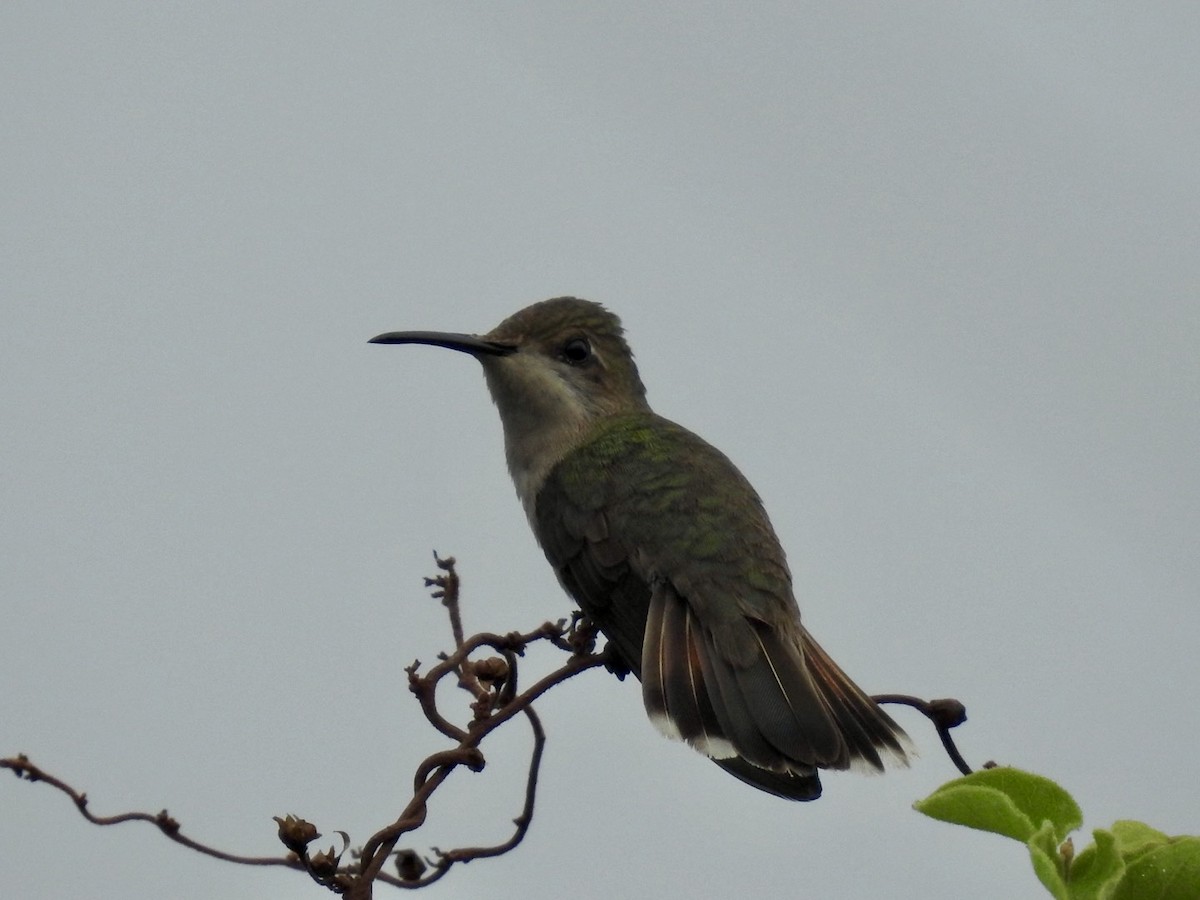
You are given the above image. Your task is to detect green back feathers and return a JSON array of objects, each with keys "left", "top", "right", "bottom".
[{"left": 536, "top": 412, "right": 796, "bottom": 636}]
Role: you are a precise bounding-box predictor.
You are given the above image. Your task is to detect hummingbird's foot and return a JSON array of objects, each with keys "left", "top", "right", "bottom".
[
  {"left": 600, "top": 642, "right": 631, "bottom": 680},
  {"left": 565, "top": 610, "right": 601, "bottom": 657}
]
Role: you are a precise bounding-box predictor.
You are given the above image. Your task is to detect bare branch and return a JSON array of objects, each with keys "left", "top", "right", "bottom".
[
  {"left": 2, "top": 753, "right": 302, "bottom": 871},
  {"left": 873, "top": 694, "right": 976, "bottom": 775},
  {"left": 6, "top": 553, "right": 976, "bottom": 897}
]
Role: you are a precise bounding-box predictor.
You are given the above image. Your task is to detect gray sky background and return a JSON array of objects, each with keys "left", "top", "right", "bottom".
[{"left": 3, "top": 4, "right": 1198, "bottom": 899}]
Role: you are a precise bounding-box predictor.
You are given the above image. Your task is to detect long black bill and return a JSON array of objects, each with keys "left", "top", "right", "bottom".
[{"left": 368, "top": 331, "right": 516, "bottom": 357}]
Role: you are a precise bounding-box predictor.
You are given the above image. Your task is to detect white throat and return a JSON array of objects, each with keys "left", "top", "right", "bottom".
[{"left": 480, "top": 356, "right": 596, "bottom": 521}]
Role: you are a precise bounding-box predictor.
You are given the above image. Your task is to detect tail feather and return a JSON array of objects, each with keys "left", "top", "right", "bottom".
[
  {"left": 666, "top": 597, "right": 733, "bottom": 757},
  {"left": 640, "top": 579, "right": 910, "bottom": 800},
  {"left": 741, "top": 622, "right": 847, "bottom": 766},
  {"left": 640, "top": 581, "right": 676, "bottom": 739},
  {"left": 698, "top": 626, "right": 792, "bottom": 770},
  {"left": 714, "top": 756, "right": 823, "bottom": 801},
  {"left": 643, "top": 581, "right": 734, "bottom": 757},
  {"left": 800, "top": 628, "right": 911, "bottom": 771}
]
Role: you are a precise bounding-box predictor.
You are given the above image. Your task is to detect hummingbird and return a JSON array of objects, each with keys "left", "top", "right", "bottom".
[{"left": 371, "top": 297, "right": 909, "bottom": 800}]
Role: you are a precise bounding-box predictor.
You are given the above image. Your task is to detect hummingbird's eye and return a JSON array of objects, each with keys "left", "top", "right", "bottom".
[{"left": 560, "top": 336, "right": 592, "bottom": 365}]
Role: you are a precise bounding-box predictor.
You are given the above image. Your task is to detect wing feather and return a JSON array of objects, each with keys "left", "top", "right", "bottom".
[{"left": 532, "top": 411, "right": 909, "bottom": 800}]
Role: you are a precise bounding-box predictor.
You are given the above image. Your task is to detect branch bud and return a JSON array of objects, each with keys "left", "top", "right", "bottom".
[
  {"left": 473, "top": 656, "right": 509, "bottom": 685},
  {"left": 273, "top": 814, "right": 320, "bottom": 855},
  {"left": 309, "top": 847, "right": 338, "bottom": 877},
  {"left": 396, "top": 848, "right": 427, "bottom": 881}
]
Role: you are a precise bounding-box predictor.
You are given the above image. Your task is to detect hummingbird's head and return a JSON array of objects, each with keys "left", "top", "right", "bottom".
[
  {"left": 371, "top": 297, "right": 651, "bottom": 506},
  {"left": 480, "top": 296, "right": 649, "bottom": 420}
]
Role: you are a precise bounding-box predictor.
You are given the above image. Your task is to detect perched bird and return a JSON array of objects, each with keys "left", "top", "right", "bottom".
[{"left": 371, "top": 297, "right": 909, "bottom": 800}]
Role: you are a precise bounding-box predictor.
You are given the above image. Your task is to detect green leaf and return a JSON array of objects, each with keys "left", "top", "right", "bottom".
[
  {"left": 1108, "top": 837, "right": 1200, "bottom": 900},
  {"left": 1068, "top": 829, "right": 1125, "bottom": 900},
  {"left": 915, "top": 771, "right": 1200, "bottom": 900},
  {"left": 1028, "top": 819, "right": 1069, "bottom": 900},
  {"left": 915, "top": 767, "right": 1083, "bottom": 844},
  {"left": 915, "top": 783, "right": 1036, "bottom": 842},
  {"left": 1110, "top": 821, "right": 1172, "bottom": 864}
]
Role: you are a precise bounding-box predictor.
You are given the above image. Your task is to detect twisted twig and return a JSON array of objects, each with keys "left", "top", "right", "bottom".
[{"left": 5, "top": 552, "right": 977, "bottom": 896}]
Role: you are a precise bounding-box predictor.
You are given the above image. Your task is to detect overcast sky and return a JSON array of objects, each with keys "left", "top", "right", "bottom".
[{"left": 3, "top": 4, "right": 1198, "bottom": 899}]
